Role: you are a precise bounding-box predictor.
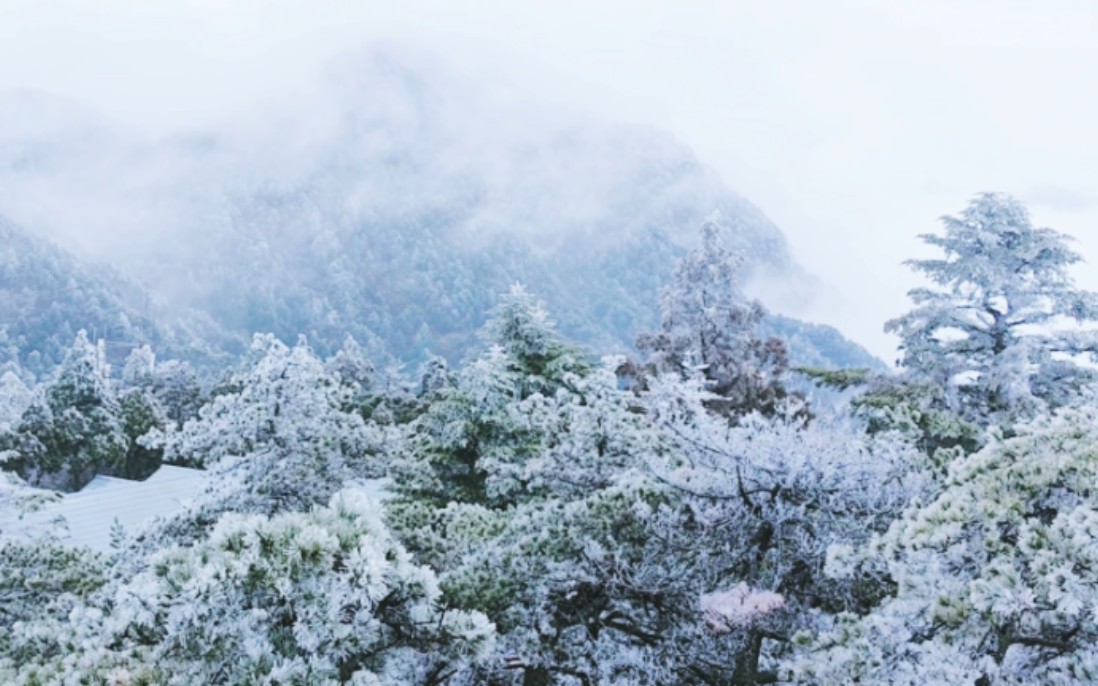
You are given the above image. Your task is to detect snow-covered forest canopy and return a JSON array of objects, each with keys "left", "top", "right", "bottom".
[
  {"left": 5, "top": 187, "right": 1098, "bottom": 685},
  {"left": 3, "top": 0, "right": 1098, "bottom": 677}
]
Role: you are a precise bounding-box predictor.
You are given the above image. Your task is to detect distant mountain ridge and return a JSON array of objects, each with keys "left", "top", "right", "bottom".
[
  {"left": 0, "top": 48, "right": 883, "bottom": 375},
  {"left": 0, "top": 214, "right": 160, "bottom": 378},
  {"left": 0, "top": 216, "right": 233, "bottom": 379}
]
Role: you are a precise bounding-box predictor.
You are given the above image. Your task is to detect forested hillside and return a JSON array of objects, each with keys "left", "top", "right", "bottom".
[
  {"left": 0, "top": 216, "right": 234, "bottom": 379},
  {"left": 0, "top": 49, "right": 877, "bottom": 373},
  {"left": 4, "top": 194, "right": 1098, "bottom": 685}
]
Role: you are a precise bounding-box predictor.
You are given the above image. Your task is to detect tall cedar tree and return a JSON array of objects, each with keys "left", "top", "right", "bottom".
[
  {"left": 634, "top": 218, "right": 797, "bottom": 420},
  {"left": 886, "top": 193, "right": 1098, "bottom": 426}
]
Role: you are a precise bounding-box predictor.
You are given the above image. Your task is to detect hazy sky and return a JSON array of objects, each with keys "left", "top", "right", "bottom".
[{"left": 2, "top": 0, "right": 1097, "bottom": 362}]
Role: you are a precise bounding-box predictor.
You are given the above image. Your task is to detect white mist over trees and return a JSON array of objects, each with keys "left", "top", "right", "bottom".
[
  {"left": 3, "top": 92, "right": 1098, "bottom": 686},
  {"left": 0, "top": 49, "right": 878, "bottom": 378}
]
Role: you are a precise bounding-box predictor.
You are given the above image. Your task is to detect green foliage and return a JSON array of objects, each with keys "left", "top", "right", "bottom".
[
  {"left": 118, "top": 389, "right": 166, "bottom": 479},
  {"left": 394, "top": 288, "right": 590, "bottom": 511},
  {"left": 0, "top": 538, "right": 108, "bottom": 658},
  {"left": 800, "top": 366, "right": 983, "bottom": 465},
  {"left": 796, "top": 366, "right": 872, "bottom": 392},
  {"left": 6, "top": 332, "right": 128, "bottom": 490}
]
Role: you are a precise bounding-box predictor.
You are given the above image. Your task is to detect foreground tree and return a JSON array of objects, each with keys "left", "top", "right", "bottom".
[
  {"left": 886, "top": 193, "right": 1098, "bottom": 426},
  {"left": 144, "top": 335, "right": 390, "bottom": 548},
  {"left": 5, "top": 489, "right": 495, "bottom": 685},
  {"left": 2, "top": 331, "right": 126, "bottom": 490},
  {"left": 638, "top": 374, "right": 917, "bottom": 684},
  {"left": 0, "top": 537, "right": 107, "bottom": 668},
  {"left": 792, "top": 409, "right": 1098, "bottom": 684}
]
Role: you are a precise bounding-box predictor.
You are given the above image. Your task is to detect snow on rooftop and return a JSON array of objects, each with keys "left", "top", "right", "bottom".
[
  {"left": 347, "top": 477, "right": 392, "bottom": 502},
  {"left": 0, "top": 465, "right": 207, "bottom": 552}
]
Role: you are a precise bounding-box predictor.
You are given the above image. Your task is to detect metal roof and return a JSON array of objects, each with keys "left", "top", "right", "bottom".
[{"left": 0, "top": 465, "right": 207, "bottom": 552}]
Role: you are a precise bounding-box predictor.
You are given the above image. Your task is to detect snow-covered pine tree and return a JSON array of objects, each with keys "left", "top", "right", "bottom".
[
  {"left": 117, "top": 385, "right": 166, "bottom": 479},
  {"left": 636, "top": 217, "right": 796, "bottom": 420},
  {"left": 148, "top": 359, "right": 203, "bottom": 428},
  {"left": 325, "top": 334, "right": 377, "bottom": 414},
  {"left": 392, "top": 286, "right": 589, "bottom": 511},
  {"left": 0, "top": 371, "right": 32, "bottom": 433},
  {"left": 142, "top": 335, "right": 387, "bottom": 548},
  {"left": 5, "top": 331, "right": 127, "bottom": 490},
  {"left": 4, "top": 489, "right": 495, "bottom": 685},
  {"left": 886, "top": 193, "right": 1098, "bottom": 426},
  {"left": 120, "top": 344, "right": 156, "bottom": 389},
  {"left": 479, "top": 284, "right": 589, "bottom": 394},
  {"left": 792, "top": 408, "right": 1098, "bottom": 685},
  {"left": 0, "top": 537, "right": 107, "bottom": 666}
]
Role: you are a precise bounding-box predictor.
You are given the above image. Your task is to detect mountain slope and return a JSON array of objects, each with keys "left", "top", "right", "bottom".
[
  {"left": 0, "top": 216, "right": 232, "bottom": 378},
  {"left": 0, "top": 48, "right": 879, "bottom": 373}
]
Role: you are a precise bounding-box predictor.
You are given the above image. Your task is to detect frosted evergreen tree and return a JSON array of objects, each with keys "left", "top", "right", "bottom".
[
  {"left": 0, "top": 371, "right": 32, "bottom": 433},
  {"left": 117, "top": 386, "right": 166, "bottom": 479},
  {"left": 118, "top": 341, "right": 169, "bottom": 479},
  {"left": 325, "top": 334, "right": 377, "bottom": 413},
  {"left": 5, "top": 331, "right": 127, "bottom": 490},
  {"left": 417, "top": 355, "right": 452, "bottom": 399},
  {"left": 0, "top": 537, "right": 107, "bottom": 667},
  {"left": 120, "top": 344, "right": 156, "bottom": 389},
  {"left": 791, "top": 409, "right": 1098, "bottom": 685},
  {"left": 392, "top": 286, "right": 588, "bottom": 510},
  {"left": 144, "top": 335, "right": 388, "bottom": 547},
  {"left": 886, "top": 193, "right": 1098, "bottom": 426},
  {"left": 4, "top": 489, "right": 495, "bottom": 685},
  {"left": 149, "top": 359, "right": 203, "bottom": 428},
  {"left": 636, "top": 218, "right": 796, "bottom": 420},
  {"left": 480, "top": 284, "right": 589, "bottom": 393}
]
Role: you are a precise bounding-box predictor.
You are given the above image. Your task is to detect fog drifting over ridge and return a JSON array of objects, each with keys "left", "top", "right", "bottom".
[{"left": 2, "top": 0, "right": 1097, "bottom": 363}]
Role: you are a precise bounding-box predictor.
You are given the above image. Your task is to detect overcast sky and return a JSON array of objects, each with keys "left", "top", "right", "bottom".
[{"left": 2, "top": 0, "right": 1096, "bottom": 362}]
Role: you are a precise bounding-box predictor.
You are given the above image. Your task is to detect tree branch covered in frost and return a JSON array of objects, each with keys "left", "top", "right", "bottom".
[
  {"left": 5, "top": 489, "right": 494, "bottom": 685},
  {"left": 788, "top": 408, "right": 1098, "bottom": 685},
  {"left": 702, "top": 584, "right": 786, "bottom": 633},
  {"left": 138, "top": 334, "right": 395, "bottom": 550},
  {"left": 886, "top": 193, "right": 1098, "bottom": 427},
  {"left": 639, "top": 371, "right": 921, "bottom": 683}
]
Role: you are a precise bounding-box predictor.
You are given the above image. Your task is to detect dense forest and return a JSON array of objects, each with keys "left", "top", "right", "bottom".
[{"left": 4, "top": 192, "right": 1098, "bottom": 684}]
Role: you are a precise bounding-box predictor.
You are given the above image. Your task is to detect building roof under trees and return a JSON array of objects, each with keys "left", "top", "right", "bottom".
[{"left": 0, "top": 465, "right": 206, "bottom": 552}]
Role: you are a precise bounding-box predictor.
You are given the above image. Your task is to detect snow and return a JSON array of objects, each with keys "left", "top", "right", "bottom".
[
  {"left": 0, "top": 465, "right": 207, "bottom": 552},
  {"left": 347, "top": 477, "right": 392, "bottom": 502}
]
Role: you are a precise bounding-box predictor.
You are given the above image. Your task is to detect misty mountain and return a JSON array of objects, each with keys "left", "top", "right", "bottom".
[
  {"left": 0, "top": 216, "right": 234, "bottom": 379},
  {"left": 0, "top": 48, "right": 881, "bottom": 372}
]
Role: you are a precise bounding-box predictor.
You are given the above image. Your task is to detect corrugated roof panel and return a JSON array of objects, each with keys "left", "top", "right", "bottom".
[{"left": 0, "top": 465, "right": 207, "bottom": 552}]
